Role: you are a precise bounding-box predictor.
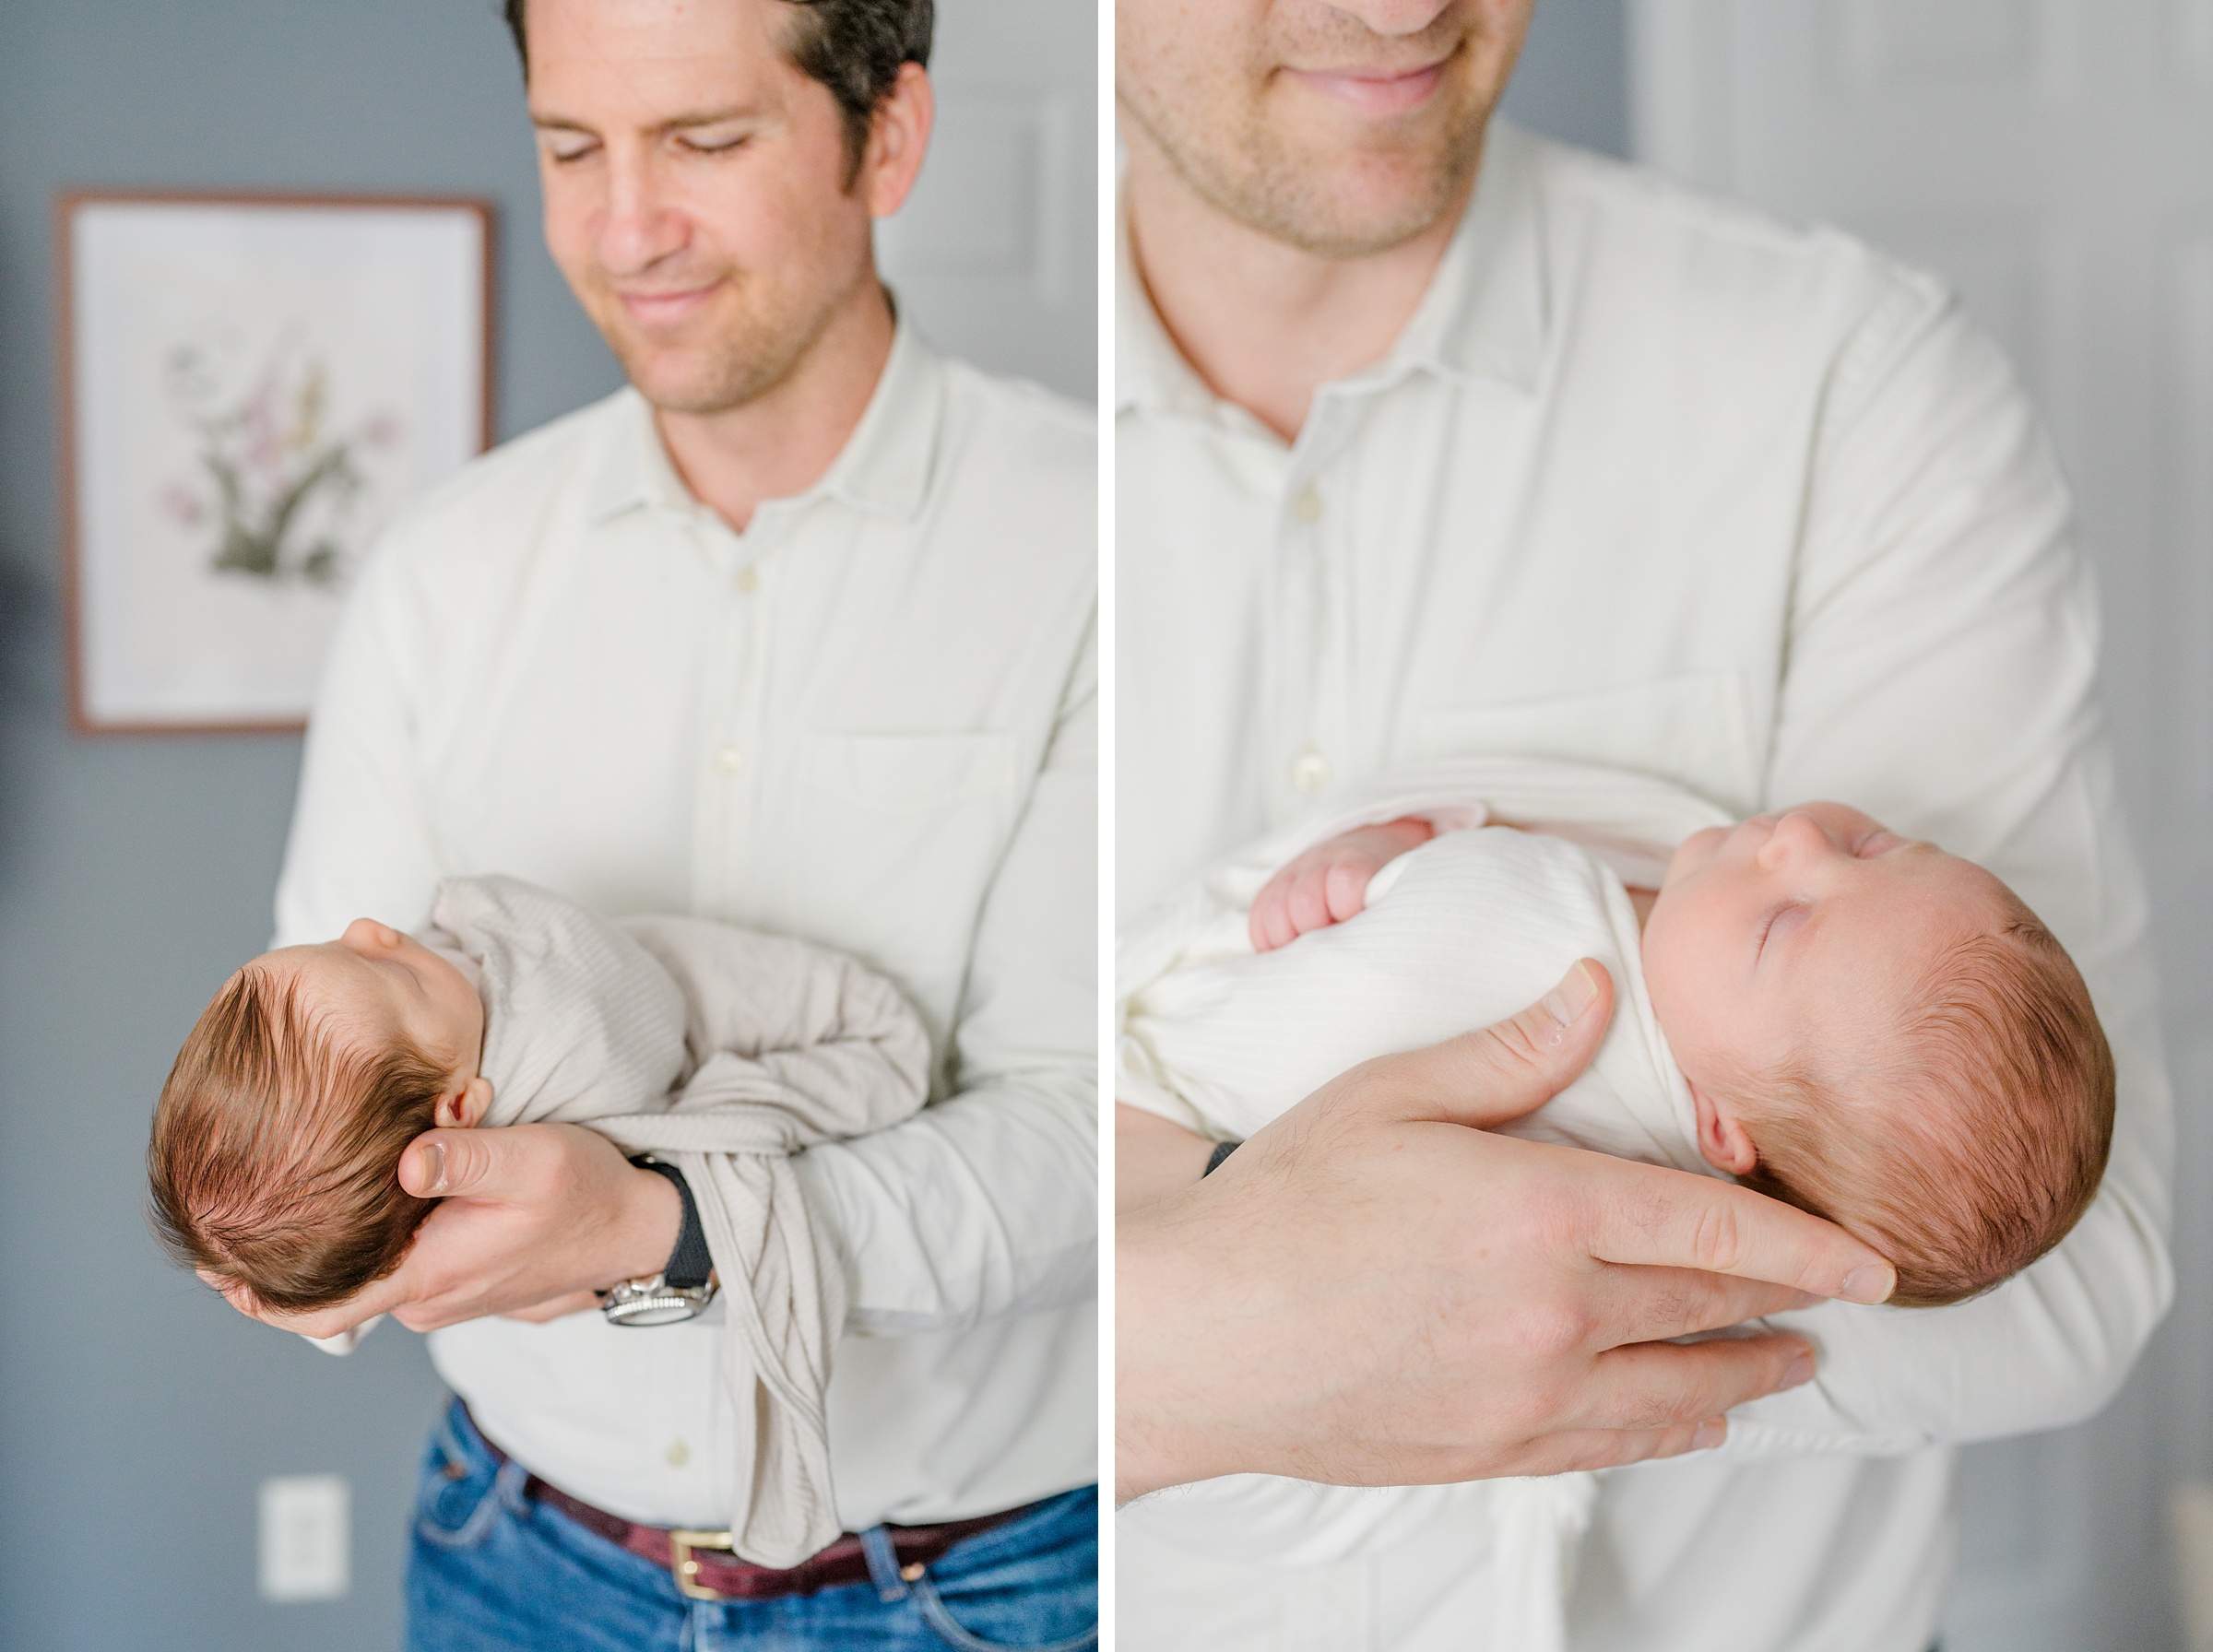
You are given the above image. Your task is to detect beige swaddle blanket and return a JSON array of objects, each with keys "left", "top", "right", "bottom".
[
  {"left": 422, "top": 875, "right": 930, "bottom": 1568},
  {"left": 1118, "top": 756, "right": 1735, "bottom": 1652}
]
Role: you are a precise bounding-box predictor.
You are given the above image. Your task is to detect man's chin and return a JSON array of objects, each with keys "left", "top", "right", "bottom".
[
  {"left": 1189, "top": 125, "right": 1483, "bottom": 259},
  {"left": 1237, "top": 178, "right": 1462, "bottom": 260},
  {"left": 613, "top": 347, "right": 779, "bottom": 419}
]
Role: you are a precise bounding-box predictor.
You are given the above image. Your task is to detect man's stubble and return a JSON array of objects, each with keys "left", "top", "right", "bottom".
[
  {"left": 1118, "top": 21, "right": 1498, "bottom": 260},
  {"left": 595, "top": 254, "right": 872, "bottom": 419}
]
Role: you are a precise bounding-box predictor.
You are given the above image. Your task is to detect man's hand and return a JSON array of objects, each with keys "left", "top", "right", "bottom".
[
  {"left": 1115, "top": 960, "right": 1896, "bottom": 1501},
  {"left": 209, "top": 1124, "right": 681, "bottom": 1339},
  {"left": 1248, "top": 817, "right": 1435, "bottom": 951}
]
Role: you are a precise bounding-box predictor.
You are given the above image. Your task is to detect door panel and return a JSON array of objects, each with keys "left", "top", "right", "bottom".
[{"left": 876, "top": 0, "right": 1095, "bottom": 402}]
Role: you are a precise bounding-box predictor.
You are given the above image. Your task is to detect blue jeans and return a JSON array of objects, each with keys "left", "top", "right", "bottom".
[{"left": 407, "top": 1399, "right": 1097, "bottom": 1651}]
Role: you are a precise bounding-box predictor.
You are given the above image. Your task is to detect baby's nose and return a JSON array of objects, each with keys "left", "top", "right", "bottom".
[{"left": 1762, "top": 810, "right": 1835, "bottom": 866}]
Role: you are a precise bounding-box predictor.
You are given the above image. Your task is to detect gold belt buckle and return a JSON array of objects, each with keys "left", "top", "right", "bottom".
[{"left": 669, "top": 1528, "right": 738, "bottom": 1600}]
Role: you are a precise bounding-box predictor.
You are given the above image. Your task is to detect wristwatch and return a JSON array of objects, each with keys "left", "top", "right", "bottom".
[{"left": 600, "top": 1157, "right": 719, "bottom": 1327}]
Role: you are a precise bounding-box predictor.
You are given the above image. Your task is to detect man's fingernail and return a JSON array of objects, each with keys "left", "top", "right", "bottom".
[
  {"left": 1692, "top": 1417, "right": 1726, "bottom": 1450},
  {"left": 1781, "top": 1351, "right": 1816, "bottom": 1389},
  {"left": 419, "top": 1141, "right": 448, "bottom": 1196},
  {"left": 1538, "top": 961, "right": 1601, "bottom": 1039},
  {"left": 1840, "top": 1264, "right": 1894, "bottom": 1304}
]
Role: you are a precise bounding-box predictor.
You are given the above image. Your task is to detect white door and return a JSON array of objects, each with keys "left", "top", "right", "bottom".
[
  {"left": 877, "top": 0, "right": 1096, "bottom": 402},
  {"left": 1628, "top": 4, "right": 2213, "bottom": 1648}
]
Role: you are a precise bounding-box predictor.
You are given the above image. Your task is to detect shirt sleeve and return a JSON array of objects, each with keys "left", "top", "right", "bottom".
[
  {"left": 1721, "top": 275, "right": 2172, "bottom": 1453},
  {"left": 272, "top": 530, "right": 446, "bottom": 948},
  {"left": 790, "top": 615, "right": 1099, "bottom": 1335}
]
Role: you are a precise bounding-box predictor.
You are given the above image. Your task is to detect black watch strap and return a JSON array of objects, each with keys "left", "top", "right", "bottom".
[
  {"left": 1203, "top": 1139, "right": 1242, "bottom": 1177},
  {"left": 632, "top": 1157, "right": 714, "bottom": 1289}
]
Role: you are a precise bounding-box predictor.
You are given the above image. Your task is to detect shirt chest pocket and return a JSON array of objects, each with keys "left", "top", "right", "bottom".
[
  {"left": 763, "top": 732, "right": 1023, "bottom": 1048},
  {"left": 1414, "top": 672, "right": 1761, "bottom": 819}
]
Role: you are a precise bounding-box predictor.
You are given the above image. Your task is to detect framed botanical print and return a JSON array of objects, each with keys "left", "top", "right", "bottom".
[{"left": 57, "top": 190, "right": 494, "bottom": 734}]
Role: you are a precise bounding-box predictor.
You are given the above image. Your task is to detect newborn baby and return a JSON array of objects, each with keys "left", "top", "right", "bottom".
[
  {"left": 1244, "top": 801, "right": 2114, "bottom": 1305},
  {"left": 1117, "top": 763, "right": 2117, "bottom": 1650},
  {"left": 148, "top": 873, "right": 930, "bottom": 1567}
]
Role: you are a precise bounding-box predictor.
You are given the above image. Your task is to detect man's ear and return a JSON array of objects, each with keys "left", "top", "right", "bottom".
[
  {"left": 432, "top": 1075, "right": 495, "bottom": 1131},
  {"left": 1692, "top": 1083, "right": 1761, "bottom": 1177},
  {"left": 862, "top": 60, "right": 934, "bottom": 219}
]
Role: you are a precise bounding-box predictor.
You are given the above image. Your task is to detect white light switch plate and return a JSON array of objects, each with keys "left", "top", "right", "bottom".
[{"left": 258, "top": 1474, "right": 349, "bottom": 1602}]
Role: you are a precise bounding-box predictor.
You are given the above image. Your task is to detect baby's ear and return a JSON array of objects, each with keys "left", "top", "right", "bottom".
[
  {"left": 434, "top": 1076, "right": 495, "bottom": 1130},
  {"left": 1692, "top": 1084, "right": 1761, "bottom": 1176}
]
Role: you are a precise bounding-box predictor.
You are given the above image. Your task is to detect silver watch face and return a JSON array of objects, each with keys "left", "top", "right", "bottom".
[{"left": 601, "top": 1277, "right": 716, "bottom": 1328}]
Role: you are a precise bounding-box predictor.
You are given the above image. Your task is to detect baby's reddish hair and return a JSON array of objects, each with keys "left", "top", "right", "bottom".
[
  {"left": 1738, "top": 906, "right": 2114, "bottom": 1306},
  {"left": 148, "top": 966, "right": 447, "bottom": 1313}
]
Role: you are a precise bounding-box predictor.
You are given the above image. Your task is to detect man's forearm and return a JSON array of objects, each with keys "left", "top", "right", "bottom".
[
  {"left": 793, "top": 1068, "right": 1096, "bottom": 1334},
  {"left": 1117, "top": 1102, "right": 1214, "bottom": 1214},
  {"left": 1115, "top": 1201, "right": 1229, "bottom": 1501}
]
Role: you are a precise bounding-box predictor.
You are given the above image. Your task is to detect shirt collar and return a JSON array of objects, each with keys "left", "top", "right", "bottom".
[
  {"left": 1385, "top": 118, "right": 1546, "bottom": 393},
  {"left": 1115, "top": 116, "right": 1549, "bottom": 417},
  {"left": 586, "top": 318, "right": 945, "bottom": 528}
]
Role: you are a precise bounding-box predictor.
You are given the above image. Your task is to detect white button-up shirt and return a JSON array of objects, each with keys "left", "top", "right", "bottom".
[
  {"left": 276, "top": 326, "right": 1096, "bottom": 1532},
  {"left": 1117, "top": 121, "right": 2171, "bottom": 1652}
]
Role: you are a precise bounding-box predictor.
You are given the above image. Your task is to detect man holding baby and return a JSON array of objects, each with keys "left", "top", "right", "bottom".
[
  {"left": 219, "top": 1, "right": 1097, "bottom": 1647},
  {"left": 1113, "top": 1, "right": 2170, "bottom": 1649}
]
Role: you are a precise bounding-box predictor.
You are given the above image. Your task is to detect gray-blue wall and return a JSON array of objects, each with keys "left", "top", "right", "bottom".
[
  {"left": 0, "top": 6, "right": 621, "bottom": 1648},
  {"left": 1506, "top": 0, "right": 1630, "bottom": 159},
  {"left": 0, "top": 2, "right": 1617, "bottom": 1646}
]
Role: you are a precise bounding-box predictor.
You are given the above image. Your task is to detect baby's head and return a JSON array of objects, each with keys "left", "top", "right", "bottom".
[
  {"left": 148, "top": 919, "right": 490, "bottom": 1314},
  {"left": 1642, "top": 803, "right": 2113, "bottom": 1306}
]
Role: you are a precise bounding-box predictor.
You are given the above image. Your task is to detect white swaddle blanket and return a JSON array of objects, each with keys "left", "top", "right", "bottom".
[
  {"left": 325, "top": 875, "right": 929, "bottom": 1569},
  {"left": 1118, "top": 757, "right": 1737, "bottom": 1652}
]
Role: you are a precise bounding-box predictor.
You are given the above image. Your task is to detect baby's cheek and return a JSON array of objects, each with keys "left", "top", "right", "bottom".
[{"left": 1639, "top": 921, "right": 1729, "bottom": 1070}]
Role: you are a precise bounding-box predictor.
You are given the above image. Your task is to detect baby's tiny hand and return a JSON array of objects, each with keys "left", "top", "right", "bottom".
[{"left": 1249, "top": 818, "right": 1436, "bottom": 952}]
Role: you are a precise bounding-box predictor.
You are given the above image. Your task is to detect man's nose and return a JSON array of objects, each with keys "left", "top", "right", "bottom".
[
  {"left": 598, "top": 149, "right": 689, "bottom": 276},
  {"left": 1322, "top": 0, "right": 1459, "bottom": 40}
]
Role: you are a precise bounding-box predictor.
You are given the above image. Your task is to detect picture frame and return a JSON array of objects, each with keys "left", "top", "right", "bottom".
[{"left": 56, "top": 189, "right": 495, "bottom": 735}]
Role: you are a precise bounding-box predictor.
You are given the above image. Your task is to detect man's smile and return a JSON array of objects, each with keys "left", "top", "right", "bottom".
[
  {"left": 1278, "top": 57, "right": 1450, "bottom": 118},
  {"left": 613, "top": 279, "right": 724, "bottom": 326}
]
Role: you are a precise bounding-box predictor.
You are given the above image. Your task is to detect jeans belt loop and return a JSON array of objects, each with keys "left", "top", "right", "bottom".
[
  {"left": 491, "top": 1458, "right": 532, "bottom": 1517},
  {"left": 860, "top": 1524, "right": 911, "bottom": 1602}
]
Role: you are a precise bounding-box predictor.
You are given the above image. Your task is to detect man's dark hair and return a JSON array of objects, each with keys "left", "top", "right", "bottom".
[{"left": 500, "top": 1, "right": 933, "bottom": 180}]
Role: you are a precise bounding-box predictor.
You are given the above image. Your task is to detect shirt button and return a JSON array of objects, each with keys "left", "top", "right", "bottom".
[
  {"left": 735, "top": 566, "right": 760, "bottom": 594},
  {"left": 1291, "top": 486, "right": 1324, "bottom": 525},
  {"left": 1290, "top": 750, "right": 1331, "bottom": 793},
  {"left": 714, "top": 744, "right": 745, "bottom": 777},
  {"left": 665, "top": 1439, "right": 691, "bottom": 1469}
]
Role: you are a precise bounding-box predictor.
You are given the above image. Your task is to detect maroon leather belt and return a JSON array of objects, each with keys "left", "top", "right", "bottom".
[{"left": 465, "top": 1411, "right": 1027, "bottom": 1602}]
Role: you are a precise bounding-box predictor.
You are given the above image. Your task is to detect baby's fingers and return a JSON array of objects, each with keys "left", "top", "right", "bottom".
[
  {"left": 1322, "top": 859, "right": 1371, "bottom": 923},
  {"left": 1283, "top": 864, "right": 1335, "bottom": 938},
  {"left": 1249, "top": 882, "right": 1296, "bottom": 952}
]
